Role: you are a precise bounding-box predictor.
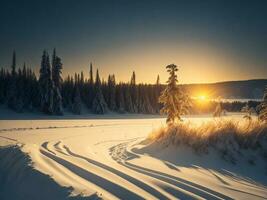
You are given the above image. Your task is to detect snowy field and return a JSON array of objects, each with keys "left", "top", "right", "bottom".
[{"left": 1, "top": 113, "right": 267, "bottom": 200}]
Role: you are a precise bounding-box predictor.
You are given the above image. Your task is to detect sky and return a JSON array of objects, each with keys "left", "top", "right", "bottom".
[{"left": 0, "top": 0, "right": 267, "bottom": 84}]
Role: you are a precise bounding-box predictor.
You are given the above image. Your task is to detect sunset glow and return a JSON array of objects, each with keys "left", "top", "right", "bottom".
[{"left": 198, "top": 95, "right": 207, "bottom": 101}]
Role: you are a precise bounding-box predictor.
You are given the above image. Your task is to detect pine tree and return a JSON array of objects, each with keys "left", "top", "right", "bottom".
[
  {"left": 258, "top": 86, "right": 267, "bottom": 122},
  {"left": 22, "top": 63, "right": 28, "bottom": 108},
  {"left": 130, "top": 71, "right": 138, "bottom": 112},
  {"left": 7, "top": 51, "right": 18, "bottom": 110},
  {"left": 52, "top": 49, "right": 63, "bottom": 115},
  {"left": 52, "top": 49, "right": 63, "bottom": 89},
  {"left": 39, "top": 50, "right": 54, "bottom": 114},
  {"left": 156, "top": 75, "right": 160, "bottom": 85},
  {"left": 87, "top": 62, "right": 94, "bottom": 108},
  {"left": 159, "top": 64, "right": 190, "bottom": 124},
  {"left": 11, "top": 51, "right": 16, "bottom": 76},
  {"left": 89, "top": 63, "right": 94, "bottom": 85},
  {"left": 92, "top": 69, "right": 108, "bottom": 114}
]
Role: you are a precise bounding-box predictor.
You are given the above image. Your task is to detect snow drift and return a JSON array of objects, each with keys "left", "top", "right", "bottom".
[{"left": 0, "top": 145, "right": 100, "bottom": 200}]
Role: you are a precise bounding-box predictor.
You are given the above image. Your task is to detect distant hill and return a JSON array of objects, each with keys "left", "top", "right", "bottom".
[{"left": 182, "top": 79, "right": 267, "bottom": 99}]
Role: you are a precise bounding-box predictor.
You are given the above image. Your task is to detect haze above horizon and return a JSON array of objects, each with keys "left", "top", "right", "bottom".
[{"left": 0, "top": 0, "right": 266, "bottom": 84}]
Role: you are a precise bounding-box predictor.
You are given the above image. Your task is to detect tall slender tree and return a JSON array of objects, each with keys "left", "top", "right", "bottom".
[
  {"left": 130, "top": 71, "right": 138, "bottom": 112},
  {"left": 11, "top": 51, "right": 16, "bottom": 76},
  {"left": 92, "top": 69, "right": 108, "bottom": 114},
  {"left": 159, "top": 64, "right": 190, "bottom": 124},
  {"left": 156, "top": 75, "right": 160, "bottom": 85},
  {"left": 107, "top": 74, "right": 116, "bottom": 111},
  {"left": 39, "top": 50, "right": 54, "bottom": 114},
  {"left": 87, "top": 63, "right": 94, "bottom": 108},
  {"left": 52, "top": 48, "right": 63, "bottom": 115}
]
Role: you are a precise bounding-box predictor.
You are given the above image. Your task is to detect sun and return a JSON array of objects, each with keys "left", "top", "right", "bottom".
[{"left": 198, "top": 95, "right": 207, "bottom": 101}]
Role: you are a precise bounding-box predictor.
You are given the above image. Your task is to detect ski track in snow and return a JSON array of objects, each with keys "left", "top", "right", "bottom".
[{"left": 1, "top": 117, "right": 267, "bottom": 199}]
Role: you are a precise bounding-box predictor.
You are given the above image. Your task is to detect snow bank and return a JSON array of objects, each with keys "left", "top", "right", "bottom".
[
  {"left": 139, "top": 120, "right": 267, "bottom": 184},
  {"left": 0, "top": 145, "right": 100, "bottom": 200}
]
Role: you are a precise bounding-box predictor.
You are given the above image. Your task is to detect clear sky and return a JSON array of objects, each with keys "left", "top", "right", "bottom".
[{"left": 0, "top": 0, "right": 266, "bottom": 84}]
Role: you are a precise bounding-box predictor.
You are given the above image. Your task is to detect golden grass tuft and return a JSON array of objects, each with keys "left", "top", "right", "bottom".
[{"left": 148, "top": 119, "right": 267, "bottom": 156}]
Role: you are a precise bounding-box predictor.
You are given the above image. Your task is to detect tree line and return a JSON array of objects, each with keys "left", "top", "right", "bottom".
[
  {"left": 0, "top": 50, "right": 163, "bottom": 115},
  {"left": 0, "top": 50, "right": 265, "bottom": 116}
]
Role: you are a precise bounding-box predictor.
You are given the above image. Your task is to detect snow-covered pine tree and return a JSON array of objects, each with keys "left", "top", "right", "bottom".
[
  {"left": 39, "top": 50, "right": 54, "bottom": 114},
  {"left": 7, "top": 51, "right": 18, "bottom": 110},
  {"left": 159, "top": 64, "right": 190, "bottom": 124},
  {"left": 52, "top": 49, "right": 63, "bottom": 115},
  {"left": 130, "top": 71, "right": 138, "bottom": 112},
  {"left": 72, "top": 83, "right": 82, "bottom": 114},
  {"left": 92, "top": 69, "right": 108, "bottom": 114},
  {"left": 107, "top": 74, "right": 116, "bottom": 111},
  {"left": 87, "top": 63, "right": 94, "bottom": 108},
  {"left": 258, "top": 86, "right": 267, "bottom": 122},
  {"left": 52, "top": 49, "right": 63, "bottom": 89},
  {"left": 46, "top": 53, "right": 54, "bottom": 114}
]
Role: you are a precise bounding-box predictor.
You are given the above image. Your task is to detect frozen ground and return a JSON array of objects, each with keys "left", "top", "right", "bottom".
[{"left": 0, "top": 112, "right": 267, "bottom": 199}]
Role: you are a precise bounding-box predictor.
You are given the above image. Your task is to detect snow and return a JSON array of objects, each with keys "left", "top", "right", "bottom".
[{"left": 0, "top": 112, "right": 267, "bottom": 199}]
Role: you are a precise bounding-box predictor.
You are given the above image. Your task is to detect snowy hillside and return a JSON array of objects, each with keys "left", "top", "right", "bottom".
[{"left": 1, "top": 113, "right": 267, "bottom": 199}]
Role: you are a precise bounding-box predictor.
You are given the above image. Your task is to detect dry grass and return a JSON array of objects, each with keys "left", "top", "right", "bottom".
[{"left": 148, "top": 120, "right": 267, "bottom": 162}]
